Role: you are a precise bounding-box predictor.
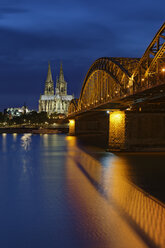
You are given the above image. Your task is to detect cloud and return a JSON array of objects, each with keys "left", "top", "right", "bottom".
[
  {"left": 0, "top": 7, "right": 28, "bottom": 14},
  {"left": 0, "top": 21, "right": 120, "bottom": 62},
  {"left": 0, "top": 7, "right": 28, "bottom": 20}
]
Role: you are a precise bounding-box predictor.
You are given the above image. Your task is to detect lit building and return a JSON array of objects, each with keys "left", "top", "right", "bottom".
[
  {"left": 5, "top": 106, "right": 30, "bottom": 118},
  {"left": 38, "top": 63, "right": 73, "bottom": 115}
]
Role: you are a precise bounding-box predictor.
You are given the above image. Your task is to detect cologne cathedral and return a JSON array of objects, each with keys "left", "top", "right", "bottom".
[{"left": 38, "top": 63, "right": 73, "bottom": 115}]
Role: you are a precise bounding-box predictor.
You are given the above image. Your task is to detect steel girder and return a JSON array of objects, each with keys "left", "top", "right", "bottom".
[
  {"left": 68, "top": 23, "right": 165, "bottom": 115},
  {"left": 78, "top": 57, "right": 133, "bottom": 111},
  {"left": 68, "top": 99, "right": 78, "bottom": 115},
  {"left": 132, "top": 22, "right": 165, "bottom": 91}
]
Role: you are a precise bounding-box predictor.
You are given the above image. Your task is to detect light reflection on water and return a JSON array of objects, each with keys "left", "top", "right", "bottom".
[
  {"left": 21, "top": 133, "right": 32, "bottom": 150},
  {"left": 13, "top": 133, "right": 17, "bottom": 141},
  {"left": 2, "top": 133, "right": 7, "bottom": 152},
  {"left": 0, "top": 134, "right": 164, "bottom": 248},
  {"left": 66, "top": 136, "right": 165, "bottom": 248}
]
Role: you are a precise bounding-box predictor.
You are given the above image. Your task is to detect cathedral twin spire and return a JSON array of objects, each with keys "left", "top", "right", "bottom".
[
  {"left": 59, "top": 63, "right": 64, "bottom": 81},
  {"left": 44, "top": 62, "right": 67, "bottom": 96},
  {"left": 46, "top": 62, "right": 53, "bottom": 83}
]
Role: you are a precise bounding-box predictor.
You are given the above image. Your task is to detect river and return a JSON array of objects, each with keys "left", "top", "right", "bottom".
[{"left": 0, "top": 134, "right": 164, "bottom": 248}]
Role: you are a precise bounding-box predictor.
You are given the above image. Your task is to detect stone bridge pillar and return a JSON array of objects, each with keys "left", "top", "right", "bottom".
[
  {"left": 68, "top": 113, "right": 109, "bottom": 147},
  {"left": 109, "top": 111, "right": 165, "bottom": 151},
  {"left": 69, "top": 119, "right": 76, "bottom": 136},
  {"left": 109, "top": 111, "right": 126, "bottom": 150},
  {"left": 69, "top": 111, "right": 165, "bottom": 151}
]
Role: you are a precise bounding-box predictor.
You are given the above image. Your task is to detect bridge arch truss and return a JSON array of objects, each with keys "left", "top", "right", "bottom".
[
  {"left": 68, "top": 22, "right": 165, "bottom": 116},
  {"left": 78, "top": 57, "right": 135, "bottom": 111},
  {"left": 132, "top": 22, "right": 165, "bottom": 91}
]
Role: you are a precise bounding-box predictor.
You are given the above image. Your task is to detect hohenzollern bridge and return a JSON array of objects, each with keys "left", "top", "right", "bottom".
[{"left": 68, "top": 23, "right": 165, "bottom": 151}]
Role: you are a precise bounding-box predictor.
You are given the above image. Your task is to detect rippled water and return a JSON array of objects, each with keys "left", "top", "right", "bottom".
[{"left": 0, "top": 134, "right": 164, "bottom": 248}]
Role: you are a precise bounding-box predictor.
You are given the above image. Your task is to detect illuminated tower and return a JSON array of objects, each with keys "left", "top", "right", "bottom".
[
  {"left": 44, "top": 62, "right": 54, "bottom": 95},
  {"left": 55, "top": 63, "right": 67, "bottom": 96},
  {"left": 39, "top": 62, "right": 55, "bottom": 114}
]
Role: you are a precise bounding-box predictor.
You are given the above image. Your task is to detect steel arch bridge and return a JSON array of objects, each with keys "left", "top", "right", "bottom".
[{"left": 68, "top": 22, "right": 165, "bottom": 116}]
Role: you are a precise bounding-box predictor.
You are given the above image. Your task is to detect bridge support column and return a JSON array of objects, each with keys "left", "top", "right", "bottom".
[
  {"left": 109, "top": 111, "right": 126, "bottom": 151},
  {"left": 109, "top": 111, "right": 165, "bottom": 151},
  {"left": 69, "top": 119, "right": 76, "bottom": 136}
]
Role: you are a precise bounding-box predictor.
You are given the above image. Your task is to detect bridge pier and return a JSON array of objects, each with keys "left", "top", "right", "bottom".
[
  {"left": 108, "top": 111, "right": 126, "bottom": 150},
  {"left": 69, "top": 119, "right": 76, "bottom": 135},
  {"left": 69, "top": 112, "right": 109, "bottom": 147},
  {"left": 109, "top": 111, "right": 165, "bottom": 151},
  {"left": 69, "top": 109, "right": 165, "bottom": 151}
]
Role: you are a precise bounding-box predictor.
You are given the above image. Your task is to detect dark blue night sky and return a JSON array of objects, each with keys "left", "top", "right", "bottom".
[{"left": 0, "top": 0, "right": 164, "bottom": 111}]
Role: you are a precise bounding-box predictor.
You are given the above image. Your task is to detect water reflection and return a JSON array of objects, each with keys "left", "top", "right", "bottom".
[
  {"left": 13, "top": 133, "right": 17, "bottom": 141},
  {"left": 21, "top": 134, "right": 32, "bottom": 151},
  {"left": 0, "top": 134, "right": 164, "bottom": 248},
  {"left": 105, "top": 158, "right": 165, "bottom": 248},
  {"left": 43, "top": 134, "right": 48, "bottom": 147},
  {"left": 2, "top": 133, "right": 7, "bottom": 152},
  {"left": 66, "top": 137, "right": 165, "bottom": 248}
]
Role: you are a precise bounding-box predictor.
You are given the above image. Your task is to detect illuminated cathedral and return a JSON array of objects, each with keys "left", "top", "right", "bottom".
[{"left": 38, "top": 63, "right": 73, "bottom": 115}]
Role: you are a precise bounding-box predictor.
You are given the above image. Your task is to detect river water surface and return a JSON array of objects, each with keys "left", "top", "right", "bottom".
[{"left": 0, "top": 134, "right": 164, "bottom": 248}]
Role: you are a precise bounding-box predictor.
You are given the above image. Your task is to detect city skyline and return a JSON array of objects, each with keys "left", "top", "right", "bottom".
[{"left": 0, "top": 0, "right": 165, "bottom": 110}]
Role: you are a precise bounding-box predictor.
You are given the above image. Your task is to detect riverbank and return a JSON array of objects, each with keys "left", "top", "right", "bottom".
[{"left": 0, "top": 127, "right": 69, "bottom": 134}]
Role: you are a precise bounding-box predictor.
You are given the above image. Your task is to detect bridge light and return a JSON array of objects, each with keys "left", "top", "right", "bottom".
[
  {"left": 69, "top": 119, "right": 75, "bottom": 135},
  {"left": 69, "top": 119, "right": 75, "bottom": 125},
  {"left": 109, "top": 111, "right": 125, "bottom": 145},
  {"left": 111, "top": 112, "right": 123, "bottom": 122}
]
